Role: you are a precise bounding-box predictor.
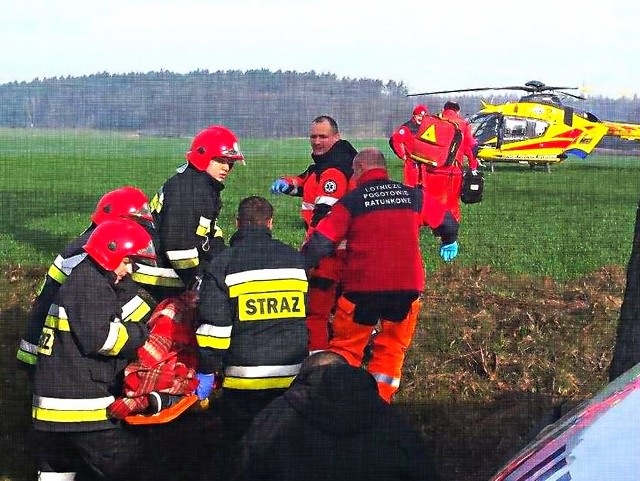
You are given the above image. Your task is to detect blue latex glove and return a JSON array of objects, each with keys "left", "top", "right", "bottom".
[
  {"left": 439, "top": 241, "right": 459, "bottom": 262},
  {"left": 195, "top": 373, "right": 215, "bottom": 400},
  {"left": 270, "top": 178, "right": 290, "bottom": 195}
]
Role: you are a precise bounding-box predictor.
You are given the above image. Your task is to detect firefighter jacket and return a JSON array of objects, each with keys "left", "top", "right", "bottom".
[
  {"left": 32, "top": 257, "right": 150, "bottom": 432},
  {"left": 196, "top": 226, "right": 309, "bottom": 391},
  {"left": 234, "top": 363, "right": 438, "bottom": 481},
  {"left": 441, "top": 108, "right": 479, "bottom": 170},
  {"left": 149, "top": 164, "right": 225, "bottom": 289},
  {"left": 282, "top": 139, "right": 357, "bottom": 230},
  {"left": 17, "top": 227, "right": 93, "bottom": 367},
  {"left": 303, "top": 168, "right": 425, "bottom": 304},
  {"left": 18, "top": 227, "right": 156, "bottom": 367}
]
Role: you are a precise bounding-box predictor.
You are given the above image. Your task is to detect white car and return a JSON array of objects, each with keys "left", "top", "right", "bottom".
[{"left": 491, "top": 363, "right": 640, "bottom": 481}]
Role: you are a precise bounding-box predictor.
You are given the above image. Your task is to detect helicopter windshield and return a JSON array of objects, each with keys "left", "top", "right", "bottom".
[{"left": 469, "top": 113, "right": 500, "bottom": 145}]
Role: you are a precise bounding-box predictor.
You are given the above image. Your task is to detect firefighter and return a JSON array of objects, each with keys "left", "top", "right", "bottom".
[
  {"left": 149, "top": 125, "right": 244, "bottom": 295},
  {"left": 389, "top": 104, "right": 429, "bottom": 187},
  {"left": 302, "top": 147, "right": 441, "bottom": 403},
  {"left": 270, "top": 115, "right": 357, "bottom": 352},
  {"left": 17, "top": 186, "right": 156, "bottom": 370},
  {"left": 195, "top": 196, "right": 309, "bottom": 477},
  {"left": 32, "top": 218, "right": 157, "bottom": 481}
]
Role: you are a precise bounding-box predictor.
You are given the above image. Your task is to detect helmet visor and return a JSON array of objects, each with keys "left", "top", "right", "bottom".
[
  {"left": 221, "top": 145, "right": 245, "bottom": 165},
  {"left": 132, "top": 240, "right": 157, "bottom": 267}
]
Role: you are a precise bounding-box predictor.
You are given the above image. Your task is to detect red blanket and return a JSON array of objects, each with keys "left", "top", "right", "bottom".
[{"left": 108, "top": 293, "right": 199, "bottom": 419}]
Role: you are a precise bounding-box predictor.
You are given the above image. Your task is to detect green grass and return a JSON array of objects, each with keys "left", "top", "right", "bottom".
[
  {"left": 1, "top": 128, "right": 639, "bottom": 280},
  {"left": 1, "top": 128, "right": 637, "bottom": 480}
]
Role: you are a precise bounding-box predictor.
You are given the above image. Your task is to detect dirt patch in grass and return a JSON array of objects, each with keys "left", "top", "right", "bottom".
[{"left": 0, "top": 264, "right": 626, "bottom": 481}]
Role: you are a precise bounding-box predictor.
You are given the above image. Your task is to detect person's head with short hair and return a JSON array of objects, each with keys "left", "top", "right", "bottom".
[
  {"left": 352, "top": 147, "right": 387, "bottom": 181},
  {"left": 309, "top": 116, "right": 340, "bottom": 156},
  {"left": 298, "top": 350, "right": 348, "bottom": 377},
  {"left": 236, "top": 196, "right": 274, "bottom": 230},
  {"left": 443, "top": 101, "right": 460, "bottom": 112}
]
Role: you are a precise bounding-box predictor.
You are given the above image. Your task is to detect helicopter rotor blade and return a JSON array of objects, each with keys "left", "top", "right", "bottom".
[
  {"left": 539, "top": 86, "right": 581, "bottom": 91},
  {"left": 407, "top": 86, "right": 530, "bottom": 97},
  {"left": 556, "top": 90, "right": 586, "bottom": 100}
]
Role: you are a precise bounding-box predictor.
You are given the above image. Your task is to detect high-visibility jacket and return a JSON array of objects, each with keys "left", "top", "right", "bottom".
[
  {"left": 18, "top": 227, "right": 156, "bottom": 367},
  {"left": 149, "top": 164, "right": 225, "bottom": 289},
  {"left": 282, "top": 139, "right": 357, "bottom": 230},
  {"left": 32, "top": 257, "right": 150, "bottom": 432},
  {"left": 16, "top": 228, "right": 93, "bottom": 367},
  {"left": 196, "top": 226, "right": 309, "bottom": 391}
]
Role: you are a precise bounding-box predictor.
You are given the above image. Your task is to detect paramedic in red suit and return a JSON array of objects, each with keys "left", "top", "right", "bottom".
[
  {"left": 422, "top": 101, "right": 480, "bottom": 262},
  {"left": 389, "top": 104, "right": 428, "bottom": 187},
  {"left": 270, "top": 116, "right": 357, "bottom": 352},
  {"left": 302, "top": 148, "right": 437, "bottom": 403}
]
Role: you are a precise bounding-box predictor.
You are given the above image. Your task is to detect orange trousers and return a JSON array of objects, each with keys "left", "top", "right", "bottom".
[
  {"left": 328, "top": 295, "right": 421, "bottom": 403},
  {"left": 306, "top": 254, "right": 345, "bottom": 353}
]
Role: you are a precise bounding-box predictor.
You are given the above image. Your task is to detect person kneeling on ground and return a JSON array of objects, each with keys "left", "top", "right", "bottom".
[{"left": 234, "top": 351, "right": 440, "bottom": 481}]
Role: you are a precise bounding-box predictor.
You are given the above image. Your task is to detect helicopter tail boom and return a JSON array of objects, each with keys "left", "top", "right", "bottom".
[{"left": 602, "top": 121, "right": 640, "bottom": 141}]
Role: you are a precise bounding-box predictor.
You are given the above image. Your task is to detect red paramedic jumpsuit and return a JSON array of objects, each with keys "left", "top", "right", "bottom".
[{"left": 282, "top": 139, "right": 357, "bottom": 351}]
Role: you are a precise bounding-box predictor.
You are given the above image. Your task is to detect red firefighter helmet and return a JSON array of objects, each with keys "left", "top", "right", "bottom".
[
  {"left": 412, "top": 104, "right": 428, "bottom": 116},
  {"left": 91, "top": 186, "right": 153, "bottom": 226},
  {"left": 185, "top": 125, "right": 245, "bottom": 171},
  {"left": 84, "top": 219, "right": 157, "bottom": 271}
]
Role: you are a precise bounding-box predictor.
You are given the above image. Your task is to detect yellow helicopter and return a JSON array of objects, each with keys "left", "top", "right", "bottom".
[{"left": 408, "top": 80, "right": 640, "bottom": 172}]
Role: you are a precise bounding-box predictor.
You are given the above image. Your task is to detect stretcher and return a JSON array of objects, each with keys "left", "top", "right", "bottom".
[{"left": 124, "top": 394, "right": 204, "bottom": 425}]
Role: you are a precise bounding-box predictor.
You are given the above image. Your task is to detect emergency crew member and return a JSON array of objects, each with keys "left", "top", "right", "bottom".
[
  {"left": 389, "top": 104, "right": 428, "bottom": 187},
  {"left": 270, "top": 116, "right": 357, "bottom": 352},
  {"left": 420, "top": 100, "right": 480, "bottom": 262},
  {"left": 303, "top": 147, "right": 442, "bottom": 403},
  {"left": 31, "top": 219, "right": 157, "bottom": 481},
  {"left": 149, "top": 125, "right": 244, "bottom": 295},
  {"left": 17, "top": 186, "right": 156, "bottom": 370},
  {"left": 195, "top": 196, "right": 309, "bottom": 477},
  {"left": 441, "top": 100, "right": 479, "bottom": 172}
]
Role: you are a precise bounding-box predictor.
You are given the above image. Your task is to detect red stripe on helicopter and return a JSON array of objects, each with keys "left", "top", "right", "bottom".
[
  {"left": 553, "top": 129, "right": 583, "bottom": 139},
  {"left": 506, "top": 140, "right": 573, "bottom": 151}
]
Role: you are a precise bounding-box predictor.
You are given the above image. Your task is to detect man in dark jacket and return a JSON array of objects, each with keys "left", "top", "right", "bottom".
[
  {"left": 17, "top": 186, "right": 156, "bottom": 370},
  {"left": 32, "top": 218, "right": 157, "bottom": 481},
  {"left": 149, "top": 125, "right": 244, "bottom": 296},
  {"left": 195, "top": 196, "right": 309, "bottom": 478},
  {"left": 234, "top": 351, "right": 439, "bottom": 481}
]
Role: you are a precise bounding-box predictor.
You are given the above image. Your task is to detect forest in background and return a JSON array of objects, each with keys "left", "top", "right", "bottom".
[{"left": 1, "top": 69, "right": 639, "bottom": 147}]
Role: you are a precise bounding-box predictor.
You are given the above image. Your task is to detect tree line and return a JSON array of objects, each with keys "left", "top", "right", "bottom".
[{"left": 1, "top": 69, "right": 639, "bottom": 142}]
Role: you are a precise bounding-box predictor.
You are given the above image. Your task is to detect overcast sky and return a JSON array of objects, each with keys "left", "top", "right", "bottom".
[{"left": 2, "top": 0, "right": 639, "bottom": 98}]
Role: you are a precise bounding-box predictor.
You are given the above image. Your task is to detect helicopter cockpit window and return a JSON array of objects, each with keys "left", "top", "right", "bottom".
[
  {"left": 469, "top": 113, "right": 500, "bottom": 145},
  {"left": 502, "top": 117, "right": 549, "bottom": 143}
]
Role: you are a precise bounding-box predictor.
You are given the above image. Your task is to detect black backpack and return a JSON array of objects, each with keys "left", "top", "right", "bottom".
[{"left": 461, "top": 169, "right": 484, "bottom": 204}]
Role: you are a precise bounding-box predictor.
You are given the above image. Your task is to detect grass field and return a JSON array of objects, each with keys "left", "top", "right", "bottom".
[
  {"left": 1, "top": 128, "right": 639, "bottom": 279},
  {"left": 1, "top": 129, "right": 639, "bottom": 480}
]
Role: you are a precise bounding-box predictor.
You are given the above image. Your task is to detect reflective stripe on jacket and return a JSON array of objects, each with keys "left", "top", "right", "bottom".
[
  {"left": 197, "top": 226, "right": 309, "bottom": 390},
  {"left": 32, "top": 258, "right": 150, "bottom": 432}
]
